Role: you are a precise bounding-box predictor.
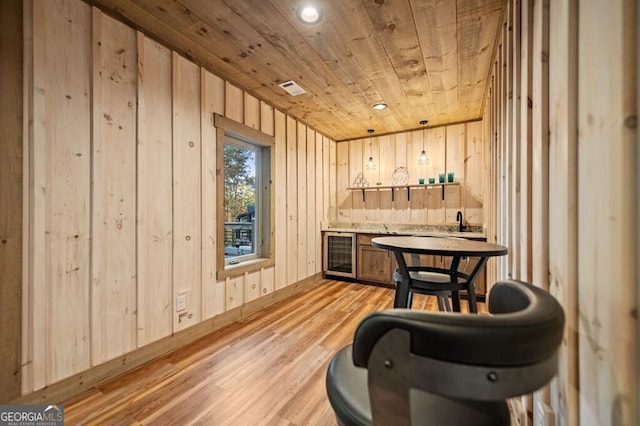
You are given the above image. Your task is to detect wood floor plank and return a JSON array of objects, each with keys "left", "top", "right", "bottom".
[{"left": 63, "top": 280, "right": 486, "bottom": 425}]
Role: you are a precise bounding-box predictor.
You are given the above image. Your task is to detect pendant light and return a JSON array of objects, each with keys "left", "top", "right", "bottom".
[
  {"left": 366, "top": 129, "right": 376, "bottom": 170},
  {"left": 418, "top": 120, "right": 429, "bottom": 166}
]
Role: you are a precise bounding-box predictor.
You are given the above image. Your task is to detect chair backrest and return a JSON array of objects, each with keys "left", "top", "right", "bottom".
[{"left": 352, "top": 279, "right": 564, "bottom": 420}]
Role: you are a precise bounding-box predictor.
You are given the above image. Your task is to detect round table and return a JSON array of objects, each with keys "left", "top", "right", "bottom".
[{"left": 372, "top": 236, "right": 508, "bottom": 313}]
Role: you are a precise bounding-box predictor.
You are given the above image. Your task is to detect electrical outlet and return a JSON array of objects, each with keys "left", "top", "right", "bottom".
[{"left": 176, "top": 294, "right": 186, "bottom": 312}]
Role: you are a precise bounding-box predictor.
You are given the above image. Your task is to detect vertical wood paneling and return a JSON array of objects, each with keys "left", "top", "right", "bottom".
[
  {"left": 244, "top": 271, "right": 260, "bottom": 303},
  {"left": 377, "top": 135, "right": 394, "bottom": 222},
  {"left": 202, "top": 70, "right": 224, "bottom": 319},
  {"left": 428, "top": 127, "right": 446, "bottom": 183},
  {"left": 497, "top": 27, "right": 509, "bottom": 279},
  {"left": 504, "top": 2, "right": 516, "bottom": 279},
  {"left": 426, "top": 127, "right": 445, "bottom": 222},
  {"left": 409, "top": 187, "right": 425, "bottom": 223},
  {"left": 274, "top": 110, "right": 287, "bottom": 289},
  {"left": 392, "top": 134, "right": 409, "bottom": 222},
  {"left": 286, "top": 117, "right": 298, "bottom": 284},
  {"left": 315, "top": 133, "right": 324, "bottom": 271},
  {"left": 464, "top": 121, "right": 484, "bottom": 224},
  {"left": 425, "top": 187, "right": 444, "bottom": 223},
  {"left": 336, "top": 142, "right": 350, "bottom": 221},
  {"left": 548, "top": 0, "right": 578, "bottom": 423},
  {"left": 91, "top": 10, "right": 137, "bottom": 365},
  {"left": 30, "top": 0, "right": 92, "bottom": 388},
  {"left": 205, "top": 280, "right": 225, "bottom": 319},
  {"left": 519, "top": 0, "right": 533, "bottom": 282},
  {"left": 531, "top": 0, "right": 551, "bottom": 420},
  {"left": 243, "top": 93, "right": 260, "bottom": 129},
  {"left": 260, "top": 101, "right": 274, "bottom": 136},
  {"left": 0, "top": 0, "right": 23, "bottom": 401},
  {"left": 225, "top": 276, "right": 243, "bottom": 310},
  {"left": 364, "top": 136, "right": 380, "bottom": 222},
  {"left": 443, "top": 185, "right": 461, "bottom": 223},
  {"left": 296, "top": 123, "right": 308, "bottom": 280},
  {"left": 485, "top": 0, "right": 638, "bottom": 423},
  {"left": 377, "top": 134, "right": 393, "bottom": 187},
  {"left": 349, "top": 139, "right": 365, "bottom": 222},
  {"left": 260, "top": 267, "right": 275, "bottom": 296},
  {"left": 445, "top": 124, "right": 465, "bottom": 182},
  {"left": 172, "top": 53, "right": 201, "bottom": 331},
  {"left": 445, "top": 124, "right": 464, "bottom": 222},
  {"left": 21, "top": 0, "right": 340, "bottom": 395},
  {"left": 306, "top": 129, "right": 317, "bottom": 276},
  {"left": 407, "top": 130, "right": 417, "bottom": 181},
  {"left": 578, "top": 0, "right": 637, "bottom": 424},
  {"left": 334, "top": 123, "right": 485, "bottom": 226},
  {"left": 224, "top": 82, "right": 243, "bottom": 122},
  {"left": 136, "top": 35, "right": 173, "bottom": 346},
  {"left": 23, "top": 0, "right": 35, "bottom": 392},
  {"left": 328, "top": 139, "right": 337, "bottom": 222},
  {"left": 365, "top": 187, "right": 380, "bottom": 222},
  {"left": 510, "top": 0, "right": 522, "bottom": 281},
  {"left": 531, "top": 0, "right": 549, "bottom": 292}
]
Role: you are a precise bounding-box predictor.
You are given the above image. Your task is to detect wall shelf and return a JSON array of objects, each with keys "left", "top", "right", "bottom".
[{"left": 347, "top": 182, "right": 459, "bottom": 202}]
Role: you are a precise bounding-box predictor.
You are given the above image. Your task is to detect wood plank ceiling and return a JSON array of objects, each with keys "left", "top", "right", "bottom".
[{"left": 87, "top": 0, "right": 505, "bottom": 141}]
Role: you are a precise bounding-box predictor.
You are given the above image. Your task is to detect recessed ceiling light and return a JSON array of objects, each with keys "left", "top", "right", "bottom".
[
  {"left": 296, "top": 4, "right": 323, "bottom": 24},
  {"left": 372, "top": 102, "right": 388, "bottom": 110}
]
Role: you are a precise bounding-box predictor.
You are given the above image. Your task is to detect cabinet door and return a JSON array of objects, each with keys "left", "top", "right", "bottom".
[
  {"left": 358, "top": 244, "right": 392, "bottom": 284},
  {"left": 357, "top": 234, "right": 393, "bottom": 284}
]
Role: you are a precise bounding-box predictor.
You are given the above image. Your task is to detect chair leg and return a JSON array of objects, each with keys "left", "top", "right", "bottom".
[
  {"left": 437, "top": 295, "right": 452, "bottom": 312},
  {"left": 451, "top": 290, "right": 461, "bottom": 312},
  {"left": 437, "top": 296, "right": 446, "bottom": 311},
  {"left": 467, "top": 283, "right": 478, "bottom": 313}
]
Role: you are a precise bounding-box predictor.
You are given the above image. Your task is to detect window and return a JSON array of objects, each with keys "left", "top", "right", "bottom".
[{"left": 214, "top": 114, "right": 274, "bottom": 279}]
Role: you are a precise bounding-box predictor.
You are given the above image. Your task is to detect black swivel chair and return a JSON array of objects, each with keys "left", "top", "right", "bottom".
[{"left": 326, "top": 280, "right": 565, "bottom": 426}]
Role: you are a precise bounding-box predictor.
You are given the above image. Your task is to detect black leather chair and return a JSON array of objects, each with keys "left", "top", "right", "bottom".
[{"left": 326, "top": 280, "right": 565, "bottom": 426}]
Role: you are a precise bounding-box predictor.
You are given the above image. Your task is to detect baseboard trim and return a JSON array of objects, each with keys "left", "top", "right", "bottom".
[{"left": 11, "top": 273, "right": 324, "bottom": 405}]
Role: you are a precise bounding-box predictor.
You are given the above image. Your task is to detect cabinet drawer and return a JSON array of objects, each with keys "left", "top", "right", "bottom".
[{"left": 357, "top": 233, "right": 384, "bottom": 245}]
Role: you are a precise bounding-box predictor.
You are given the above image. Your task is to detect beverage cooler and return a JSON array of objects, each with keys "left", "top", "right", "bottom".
[{"left": 322, "top": 232, "right": 356, "bottom": 278}]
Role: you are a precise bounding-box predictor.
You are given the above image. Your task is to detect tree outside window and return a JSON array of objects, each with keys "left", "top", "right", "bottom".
[{"left": 224, "top": 142, "right": 257, "bottom": 260}]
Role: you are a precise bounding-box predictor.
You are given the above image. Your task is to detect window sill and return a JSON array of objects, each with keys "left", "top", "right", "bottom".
[{"left": 217, "top": 258, "right": 275, "bottom": 280}]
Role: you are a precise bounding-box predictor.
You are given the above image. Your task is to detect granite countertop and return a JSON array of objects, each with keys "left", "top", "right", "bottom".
[{"left": 321, "top": 222, "right": 486, "bottom": 239}]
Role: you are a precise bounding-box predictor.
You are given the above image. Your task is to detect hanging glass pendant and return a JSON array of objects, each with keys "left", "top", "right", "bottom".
[
  {"left": 418, "top": 120, "right": 429, "bottom": 166},
  {"left": 366, "top": 129, "right": 376, "bottom": 170}
]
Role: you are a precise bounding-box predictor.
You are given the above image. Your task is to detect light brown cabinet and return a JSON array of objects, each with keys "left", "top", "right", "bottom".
[{"left": 356, "top": 234, "right": 396, "bottom": 285}]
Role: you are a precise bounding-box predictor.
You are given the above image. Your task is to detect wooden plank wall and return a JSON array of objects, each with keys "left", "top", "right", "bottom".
[
  {"left": 576, "top": 1, "right": 637, "bottom": 424},
  {"left": 483, "top": 0, "right": 638, "bottom": 425},
  {"left": 136, "top": 34, "right": 173, "bottom": 345},
  {"left": 91, "top": 11, "right": 138, "bottom": 364},
  {"left": 335, "top": 121, "right": 485, "bottom": 226},
  {"left": 29, "top": 0, "right": 93, "bottom": 389},
  {"left": 0, "top": 0, "right": 24, "bottom": 402},
  {"left": 547, "top": 1, "right": 578, "bottom": 424},
  {"left": 19, "top": 0, "right": 333, "bottom": 396}
]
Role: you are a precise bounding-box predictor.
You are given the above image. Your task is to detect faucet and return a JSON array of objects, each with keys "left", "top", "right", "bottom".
[{"left": 456, "top": 211, "right": 464, "bottom": 232}]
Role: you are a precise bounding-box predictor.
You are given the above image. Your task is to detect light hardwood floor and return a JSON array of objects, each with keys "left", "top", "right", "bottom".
[{"left": 63, "top": 280, "right": 485, "bottom": 425}]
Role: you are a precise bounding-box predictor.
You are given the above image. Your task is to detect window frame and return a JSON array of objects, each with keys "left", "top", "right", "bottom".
[
  {"left": 214, "top": 114, "right": 275, "bottom": 280},
  {"left": 223, "top": 137, "right": 259, "bottom": 265}
]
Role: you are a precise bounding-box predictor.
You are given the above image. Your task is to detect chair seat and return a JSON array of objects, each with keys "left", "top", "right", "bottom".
[
  {"left": 326, "top": 346, "right": 510, "bottom": 426},
  {"left": 413, "top": 271, "right": 451, "bottom": 283}
]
